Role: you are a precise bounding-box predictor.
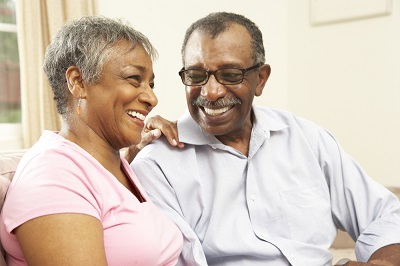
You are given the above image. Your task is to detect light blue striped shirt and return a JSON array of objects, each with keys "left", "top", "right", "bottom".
[{"left": 132, "top": 106, "right": 400, "bottom": 266}]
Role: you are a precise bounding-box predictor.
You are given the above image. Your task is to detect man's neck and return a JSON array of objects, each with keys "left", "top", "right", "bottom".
[
  {"left": 216, "top": 111, "right": 254, "bottom": 156},
  {"left": 216, "top": 132, "right": 251, "bottom": 157}
]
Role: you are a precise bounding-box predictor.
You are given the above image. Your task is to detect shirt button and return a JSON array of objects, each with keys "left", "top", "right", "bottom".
[{"left": 250, "top": 194, "right": 256, "bottom": 201}]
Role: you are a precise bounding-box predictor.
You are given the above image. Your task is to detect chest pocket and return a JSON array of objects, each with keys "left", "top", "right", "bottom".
[{"left": 281, "top": 186, "right": 336, "bottom": 245}]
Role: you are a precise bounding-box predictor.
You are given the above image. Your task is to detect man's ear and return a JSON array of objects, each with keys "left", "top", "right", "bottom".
[
  {"left": 255, "top": 64, "right": 271, "bottom": 97},
  {"left": 66, "top": 66, "right": 85, "bottom": 98}
]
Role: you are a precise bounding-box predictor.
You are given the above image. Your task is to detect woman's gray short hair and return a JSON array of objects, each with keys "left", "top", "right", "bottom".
[{"left": 43, "top": 16, "right": 158, "bottom": 117}]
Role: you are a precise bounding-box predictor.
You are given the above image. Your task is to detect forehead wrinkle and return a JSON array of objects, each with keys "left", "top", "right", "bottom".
[
  {"left": 110, "top": 41, "right": 154, "bottom": 79},
  {"left": 185, "top": 28, "right": 252, "bottom": 70}
]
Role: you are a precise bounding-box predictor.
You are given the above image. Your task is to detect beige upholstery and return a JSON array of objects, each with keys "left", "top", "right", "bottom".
[
  {"left": 0, "top": 150, "right": 26, "bottom": 266},
  {"left": 0, "top": 151, "right": 25, "bottom": 207}
]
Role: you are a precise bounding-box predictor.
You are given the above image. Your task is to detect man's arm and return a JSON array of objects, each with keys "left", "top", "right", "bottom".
[
  {"left": 307, "top": 125, "right": 400, "bottom": 265},
  {"left": 335, "top": 244, "right": 400, "bottom": 265},
  {"left": 367, "top": 243, "right": 400, "bottom": 265}
]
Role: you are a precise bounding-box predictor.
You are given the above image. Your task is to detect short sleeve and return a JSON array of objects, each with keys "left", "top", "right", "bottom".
[{"left": 2, "top": 149, "right": 102, "bottom": 233}]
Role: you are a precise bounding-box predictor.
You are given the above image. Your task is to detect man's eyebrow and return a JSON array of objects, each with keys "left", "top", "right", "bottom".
[
  {"left": 186, "top": 63, "right": 242, "bottom": 70},
  {"left": 217, "top": 63, "right": 243, "bottom": 68}
]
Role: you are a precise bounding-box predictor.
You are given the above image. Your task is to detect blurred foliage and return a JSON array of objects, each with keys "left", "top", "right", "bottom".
[
  {"left": 0, "top": 0, "right": 16, "bottom": 24},
  {"left": 0, "top": 104, "right": 21, "bottom": 123},
  {"left": 0, "top": 0, "right": 18, "bottom": 62},
  {"left": 0, "top": 31, "right": 19, "bottom": 62},
  {"left": 0, "top": 0, "right": 20, "bottom": 123}
]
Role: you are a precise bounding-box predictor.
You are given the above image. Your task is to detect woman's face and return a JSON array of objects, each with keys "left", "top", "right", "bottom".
[{"left": 84, "top": 40, "right": 158, "bottom": 150}]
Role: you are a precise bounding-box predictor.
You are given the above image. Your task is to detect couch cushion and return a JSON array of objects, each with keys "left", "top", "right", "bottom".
[
  {"left": 0, "top": 150, "right": 26, "bottom": 265},
  {"left": 0, "top": 151, "right": 26, "bottom": 208}
]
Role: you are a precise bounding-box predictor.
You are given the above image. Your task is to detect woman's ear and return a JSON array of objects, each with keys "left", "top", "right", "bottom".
[
  {"left": 66, "top": 66, "right": 85, "bottom": 98},
  {"left": 255, "top": 64, "right": 271, "bottom": 97}
]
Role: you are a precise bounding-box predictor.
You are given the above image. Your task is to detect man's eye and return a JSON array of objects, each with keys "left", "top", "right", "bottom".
[
  {"left": 221, "top": 71, "right": 241, "bottom": 78},
  {"left": 220, "top": 71, "right": 242, "bottom": 81},
  {"left": 186, "top": 71, "right": 206, "bottom": 82}
]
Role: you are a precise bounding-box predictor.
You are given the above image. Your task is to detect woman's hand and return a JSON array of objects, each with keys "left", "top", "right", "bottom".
[{"left": 122, "top": 115, "right": 185, "bottom": 163}]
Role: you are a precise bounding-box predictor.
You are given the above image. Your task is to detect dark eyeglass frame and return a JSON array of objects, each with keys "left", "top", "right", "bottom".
[{"left": 178, "top": 63, "right": 263, "bottom": 86}]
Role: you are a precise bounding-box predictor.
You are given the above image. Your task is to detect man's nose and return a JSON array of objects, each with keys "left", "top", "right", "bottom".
[{"left": 200, "top": 74, "right": 227, "bottom": 101}]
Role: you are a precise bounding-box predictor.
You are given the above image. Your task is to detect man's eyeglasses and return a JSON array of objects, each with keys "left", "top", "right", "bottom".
[{"left": 178, "top": 63, "right": 262, "bottom": 86}]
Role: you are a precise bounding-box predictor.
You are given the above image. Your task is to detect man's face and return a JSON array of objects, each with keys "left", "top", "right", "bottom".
[{"left": 183, "top": 24, "right": 269, "bottom": 138}]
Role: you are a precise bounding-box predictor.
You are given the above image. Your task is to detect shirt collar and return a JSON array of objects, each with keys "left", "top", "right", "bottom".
[
  {"left": 251, "top": 106, "right": 288, "bottom": 138},
  {"left": 178, "top": 106, "right": 288, "bottom": 145}
]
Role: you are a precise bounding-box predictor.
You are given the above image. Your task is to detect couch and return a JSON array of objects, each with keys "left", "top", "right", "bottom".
[
  {"left": 0, "top": 149, "right": 399, "bottom": 265},
  {"left": 0, "top": 150, "right": 26, "bottom": 266}
]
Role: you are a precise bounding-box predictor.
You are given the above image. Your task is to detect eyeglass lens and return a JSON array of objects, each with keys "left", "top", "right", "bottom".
[
  {"left": 183, "top": 69, "right": 245, "bottom": 85},
  {"left": 179, "top": 63, "right": 262, "bottom": 86}
]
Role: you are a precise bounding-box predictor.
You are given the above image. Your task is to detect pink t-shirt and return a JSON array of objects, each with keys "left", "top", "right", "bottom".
[{"left": 0, "top": 131, "right": 182, "bottom": 266}]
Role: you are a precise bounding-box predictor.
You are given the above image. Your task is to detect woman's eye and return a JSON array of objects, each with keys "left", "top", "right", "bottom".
[
  {"left": 127, "top": 75, "right": 141, "bottom": 86},
  {"left": 128, "top": 75, "right": 140, "bottom": 82}
]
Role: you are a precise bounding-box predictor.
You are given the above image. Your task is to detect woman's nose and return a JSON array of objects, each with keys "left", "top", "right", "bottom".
[{"left": 140, "top": 86, "right": 158, "bottom": 108}]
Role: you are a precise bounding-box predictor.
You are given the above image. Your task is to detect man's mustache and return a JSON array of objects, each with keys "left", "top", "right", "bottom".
[{"left": 191, "top": 97, "right": 242, "bottom": 107}]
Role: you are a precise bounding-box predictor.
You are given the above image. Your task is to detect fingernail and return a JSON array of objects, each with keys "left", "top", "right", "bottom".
[
  {"left": 152, "top": 130, "right": 160, "bottom": 137},
  {"left": 172, "top": 139, "right": 177, "bottom": 145}
]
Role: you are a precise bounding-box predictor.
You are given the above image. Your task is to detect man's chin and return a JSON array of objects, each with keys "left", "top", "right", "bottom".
[{"left": 199, "top": 123, "right": 232, "bottom": 137}]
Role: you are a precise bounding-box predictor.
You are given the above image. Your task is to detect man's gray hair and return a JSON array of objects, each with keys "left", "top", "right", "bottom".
[
  {"left": 43, "top": 16, "right": 158, "bottom": 117},
  {"left": 181, "top": 12, "right": 265, "bottom": 66}
]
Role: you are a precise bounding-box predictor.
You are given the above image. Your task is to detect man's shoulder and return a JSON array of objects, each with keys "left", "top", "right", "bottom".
[
  {"left": 135, "top": 136, "right": 184, "bottom": 160},
  {"left": 254, "top": 106, "right": 330, "bottom": 142},
  {"left": 254, "top": 106, "right": 318, "bottom": 128}
]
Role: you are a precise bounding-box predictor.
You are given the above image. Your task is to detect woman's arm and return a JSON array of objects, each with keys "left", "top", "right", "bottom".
[{"left": 15, "top": 213, "right": 107, "bottom": 266}]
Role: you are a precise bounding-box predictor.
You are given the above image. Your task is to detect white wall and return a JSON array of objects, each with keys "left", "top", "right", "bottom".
[
  {"left": 97, "top": 0, "right": 400, "bottom": 187},
  {"left": 288, "top": 0, "right": 400, "bottom": 187}
]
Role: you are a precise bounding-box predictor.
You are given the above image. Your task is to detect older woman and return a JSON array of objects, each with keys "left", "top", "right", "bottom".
[{"left": 0, "top": 16, "right": 182, "bottom": 265}]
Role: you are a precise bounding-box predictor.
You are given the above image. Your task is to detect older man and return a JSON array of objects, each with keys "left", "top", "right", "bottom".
[{"left": 132, "top": 12, "right": 400, "bottom": 266}]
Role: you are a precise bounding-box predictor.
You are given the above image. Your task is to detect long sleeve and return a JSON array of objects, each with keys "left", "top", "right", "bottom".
[{"left": 314, "top": 127, "right": 400, "bottom": 262}]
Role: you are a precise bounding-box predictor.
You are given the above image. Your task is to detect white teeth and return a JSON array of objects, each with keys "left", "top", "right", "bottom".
[
  {"left": 203, "top": 106, "right": 230, "bottom": 116},
  {"left": 127, "top": 110, "right": 146, "bottom": 121}
]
